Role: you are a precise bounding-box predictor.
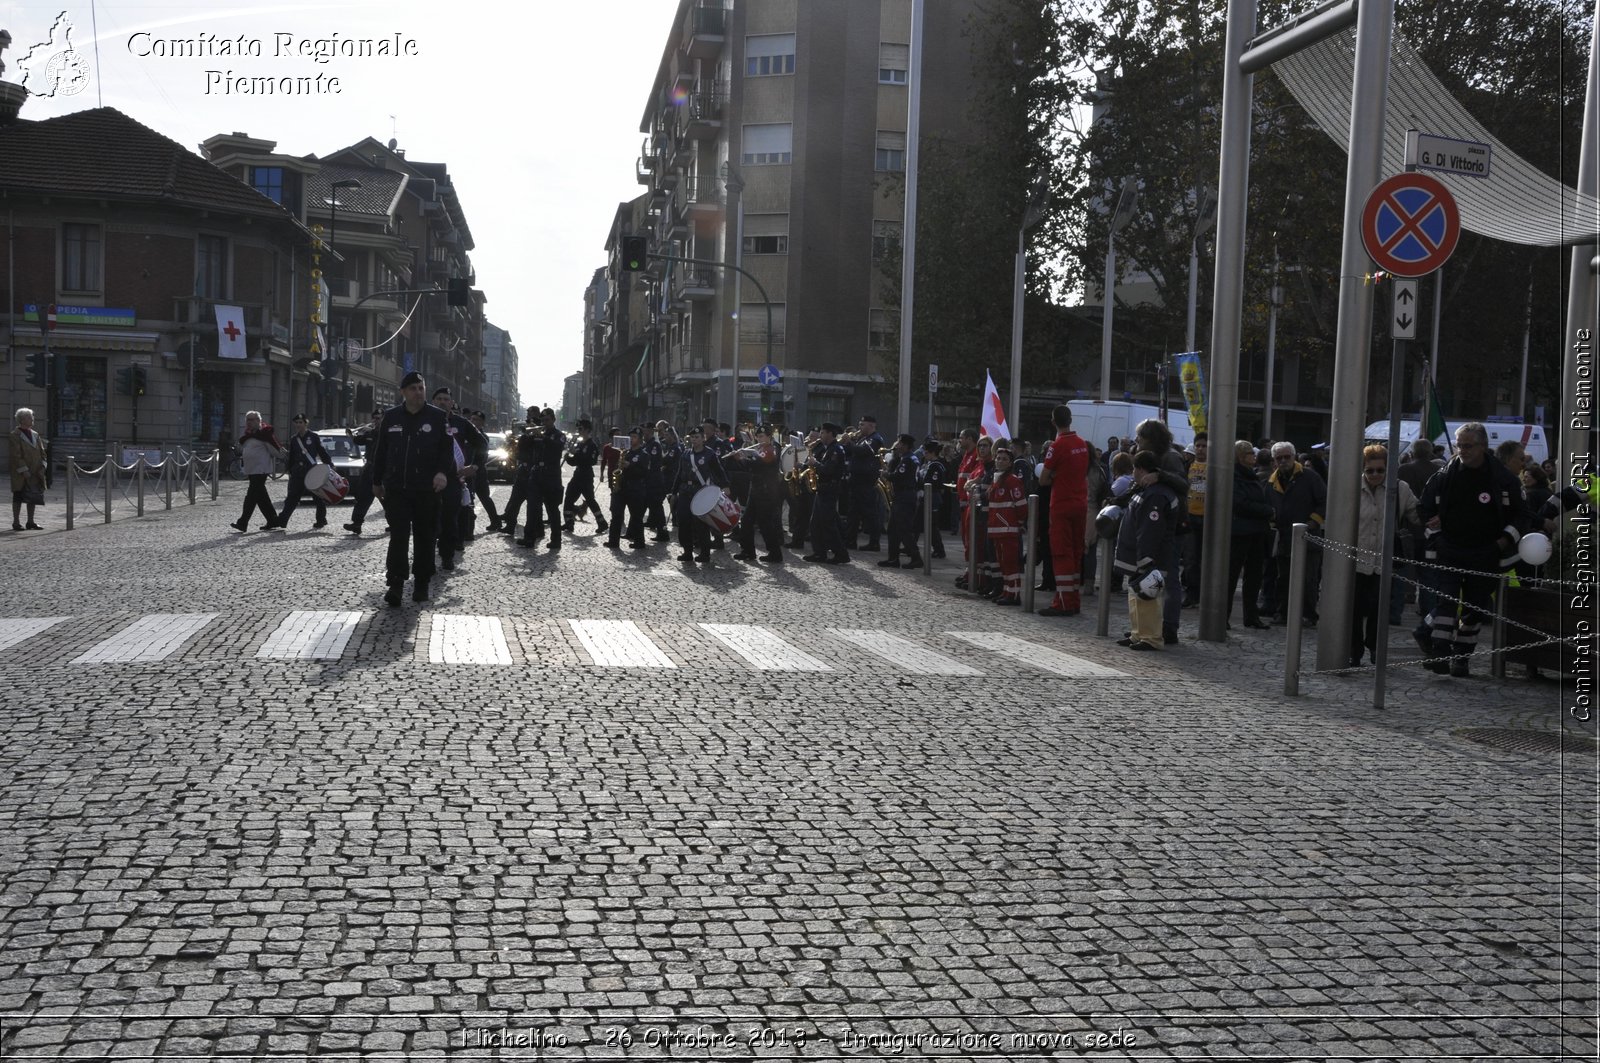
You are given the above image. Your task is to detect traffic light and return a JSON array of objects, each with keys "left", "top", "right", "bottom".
[
  {"left": 114, "top": 366, "right": 134, "bottom": 396},
  {"left": 621, "top": 235, "right": 648, "bottom": 272},
  {"left": 343, "top": 382, "right": 356, "bottom": 407},
  {"left": 131, "top": 366, "right": 147, "bottom": 396},
  {"left": 25, "top": 351, "right": 48, "bottom": 387},
  {"left": 447, "top": 277, "right": 470, "bottom": 306}
]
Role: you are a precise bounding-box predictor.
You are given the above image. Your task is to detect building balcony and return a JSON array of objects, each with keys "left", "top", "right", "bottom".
[
  {"left": 675, "top": 343, "right": 711, "bottom": 372},
  {"left": 671, "top": 266, "right": 716, "bottom": 301},
  {"left": 683, "top": 2, "right": 726, "bottom": 60},
  {"left": 682, "top": 85, "right": 725, "bottom": 140},
  {"left": 636, "top": 149, "right": 656, "bottom": 185},
  {"left": 172, "top": 296, "right": 266, "bottom": 332}
]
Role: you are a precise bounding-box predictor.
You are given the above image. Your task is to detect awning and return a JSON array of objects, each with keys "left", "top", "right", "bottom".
[
  {"left": 1273, "top": 27, "right": 1600, "bottom": 246},
  {"left": 16, "top": 329, "right": 160, "bottom": 352}
]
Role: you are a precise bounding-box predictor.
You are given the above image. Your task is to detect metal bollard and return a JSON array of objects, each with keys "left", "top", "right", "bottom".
[
  {"left": 1096, "top": 536, "right": 1113, "bottom": 637},
  {"left": 189, "top": 457, "right": 198, "bottom": 505},
  {"left": 967, "top": 498, "right": 979, "bottom": 591},
  {"left": 1490, "top": 574, "right": 1508, "bottom": 679},
  {"left": 1022, "top": 494, "right": 1039, "bottom": 613},
  {"left": 210, "top": 453, "right": 219, "bottom": 500},
  {"left": 135, "top": 456, "right": 146, "bottom": 516},
  {"left": 65, "top": 460, "right": 75, "bottom": 531},
  {"left": 1285, "top": 523, "right": 1309, "bottom": 697},
  {"left": 163, "top": 456, "right": 173, "bottom": 510},
  {"left": 922, "top": 489, "right": 933, "bottom": 576},
  {"left": 103, "top": 454, "right": 113, "bottom": 524}
]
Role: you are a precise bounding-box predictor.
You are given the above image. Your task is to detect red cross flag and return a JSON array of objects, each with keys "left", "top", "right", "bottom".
[
  {"left": 980, "top": 370, "right": 1010, "bottom": 440},
  {"left": 215, "top": 304, "right": 248, "bottom": 360}
]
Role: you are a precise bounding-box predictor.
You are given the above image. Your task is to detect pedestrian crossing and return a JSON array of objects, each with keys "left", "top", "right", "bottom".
[{"left": 9, "top": 611, "right": 1130, "bottom": 678}]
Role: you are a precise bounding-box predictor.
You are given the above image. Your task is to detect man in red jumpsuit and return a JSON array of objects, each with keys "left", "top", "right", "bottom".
[{"left": 1036, "top": 404, "right": 1089, "bottom": 616}]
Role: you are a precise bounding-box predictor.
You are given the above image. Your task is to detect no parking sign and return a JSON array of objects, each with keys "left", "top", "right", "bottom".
[{"left": 1360, "top": 172, "right": 1460, "bottom": 277}]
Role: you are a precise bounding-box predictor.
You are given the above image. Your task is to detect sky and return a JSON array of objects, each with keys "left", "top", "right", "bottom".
[{"left": 1, "top": 0, "right": 671, "bottom": 409}]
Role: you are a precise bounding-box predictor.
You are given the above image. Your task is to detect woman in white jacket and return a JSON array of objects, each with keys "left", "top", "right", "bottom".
[{"left": 1351, "top": 444, "right": 1420, "bottom": 666}]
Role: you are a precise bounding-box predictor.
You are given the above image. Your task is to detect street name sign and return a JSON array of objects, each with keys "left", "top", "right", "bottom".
[{"left": 1408, "top": 130, "right": 1492, "bottom": 179}]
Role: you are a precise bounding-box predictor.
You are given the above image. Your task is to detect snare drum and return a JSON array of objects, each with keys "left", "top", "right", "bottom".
[
  {"left": 303, "top": 463, "right": 349, "bottom": 504},
  {"left": 690, "top": 484, "right": 742, "bottom": 532}
]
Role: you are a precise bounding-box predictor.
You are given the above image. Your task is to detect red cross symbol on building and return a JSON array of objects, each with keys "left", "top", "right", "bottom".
[{"left": 222, "top": 320, "right": 241, "bottom": 341}]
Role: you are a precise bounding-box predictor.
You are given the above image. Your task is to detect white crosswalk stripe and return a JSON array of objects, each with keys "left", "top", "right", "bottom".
[
  {"left": 257, "top": 611, "right": 365, "bottom": 660},
  {"left": 0, "top": 617, "right": 71, "bottom": 653},
  {"left": 946, "top": 631, "right": 1127, "bottom": 677},
  {"left": 71, "top": 613, "right": 217, "bottom": 664},
  {"left": 568, "top": 619, "right": 676, "bottom": 668},
  {"left": 429, "top": 615, "right": 513, "bottom": 665},
  {"left": 830, "top": 629, "right": 981, "bottom": 676},
  {"left": 699, "top": 623, "right": 832, "bottom": 671}
]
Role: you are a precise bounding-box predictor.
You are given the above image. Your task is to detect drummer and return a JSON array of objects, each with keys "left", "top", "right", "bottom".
[
  {"left": 672, "top": 425, "right": 729, "bottom": 564},
  {"left": 275, "top": 414, "right": 337, "bottom": 531}
]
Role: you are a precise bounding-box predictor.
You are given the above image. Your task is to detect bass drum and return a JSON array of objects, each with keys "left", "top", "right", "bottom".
[
  {"left": 303, "top": 463, "right": 349, "bottom": 504},
  {"left": 690, "top": 484, "right": 743, "bottom": 533},
  {"left": 778, "top": 444, "right": 801, "bottom": 475}
]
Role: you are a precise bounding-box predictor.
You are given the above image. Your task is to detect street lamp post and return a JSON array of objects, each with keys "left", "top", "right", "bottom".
[
  {"left": 1099, "top": 177, "right": 1139, "bottom": 402},
  {"left": 328, "top": 178, "right": 361, "bottom": 426},
  {"left": 720, "top": 161, "right": 744, "bottom": 430},
  {"left": 1007, "top": 176, "right": 1050, "bottom": 434}
]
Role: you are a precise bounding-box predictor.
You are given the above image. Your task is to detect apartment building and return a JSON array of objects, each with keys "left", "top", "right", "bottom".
[
  {"left": 591, "top": 0, "right": 982, "bottom": 434},
  {"left": 482, "top": 321, "right": 520, "bottom": 426}
]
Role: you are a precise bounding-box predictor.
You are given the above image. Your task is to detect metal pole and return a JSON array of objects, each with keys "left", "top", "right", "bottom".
[
  {"left": 189, "top": 454, "right": 197, "bottom": 505},
  {"left": 1560, "top": 2, "right": 1599, "bottom": 492},
  {"left": 1099, "top": 230, "right": 1116, "bottom": 402},
  {"left": 1518, "top": 277, "right": 1533, "bottom": 422},
  {"left": 896, "top": 0, "right": 925, "bottom": 435},
  {"left": 1428, "top": 267, "right": 1443, "bottom": 394},
  {"left": 1096, "top": 536, "right": 1114, "bottom": 637},
  {"left": 1197, "top": 0, "right": 1259, "bottom": 643},
  {"left": 1185, "top": 237, "right": 1200, "bottom": 355},
  {"left": 1490, "top": 574, "right": 1509, "bottom": 680},
  {"left": 103, "top": 453, "right": 112, "bottom": 524},
  {"left": 1263, "top": 249, "right": 1280, "bottom": 439},
  {"left": 1009, "top": 230, "right": 1026, "bottom": 434},
  {"left": 1315, "top": 0, "right": 1394, "bottom": 672},
  {"left": 922, "top": 481, "right": 933, "bottom": 576},
  {"left": 1022, "top": 494, "right": 1039, "bottom": 613},
  {"left": 1284, "top": 522, "right": 1309, "bottom": 696},
  {"left": 65, "top": 458, "right": 74, "bottom": 531},
  {"left": 136, "top": 456, "right": 145, "bottom": 516},
  {"left": 211, "top": 452, "right": 219, "bottom": 500},
  {"left": 967, "top": 495, "right": 979, "bottom": 591},
  {"left": 731, "top": 183, "right": 744, "bottom": 428},
  {"left": 164, "top": 454, "right": 173, "bottom": 510},
  {"left": 1375, "top": 335, "right": 1408, "bottom": 710}
]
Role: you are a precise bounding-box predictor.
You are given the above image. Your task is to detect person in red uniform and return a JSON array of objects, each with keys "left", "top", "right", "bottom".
[
  {"left": 981, "top": 445, "right": 1028, "bottom": 605},
  {"left": 1036, "top": 404, "right": 1089, "bottom": 617},
  {"left": 953, "top": 428, "right": 983, "bottom": 589}
]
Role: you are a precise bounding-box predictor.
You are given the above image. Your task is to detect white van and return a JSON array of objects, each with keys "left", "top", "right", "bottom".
[
  {"left": 1068, "top": 400, "right": 1197, "bottom": 452},
  {"left": 1362, "top": 417, "right": 1548, "bottom": 465}
]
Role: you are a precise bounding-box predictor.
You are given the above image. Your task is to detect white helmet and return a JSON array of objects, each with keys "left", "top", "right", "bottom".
[{"left": 1134, "top": 568, "right": 1166, "bottom": 601}]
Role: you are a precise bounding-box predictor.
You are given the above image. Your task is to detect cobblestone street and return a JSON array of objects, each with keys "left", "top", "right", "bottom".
[{"left": 0, "top": 486, "right": 1594, "bottom": 1059}]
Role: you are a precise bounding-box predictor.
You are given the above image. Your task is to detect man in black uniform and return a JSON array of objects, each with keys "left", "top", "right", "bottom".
[
  {"left": 787, "top": 430, "right": 816, "bottom": 551},
  {"left": 880, "top": 433, "right": 924, "bottom": 568},
  {"left": 919, "top": 439, "right": 947, "bottom": 559},
  {"left": 275, "top": 414, "right": 336, "bottom": 530},
  {"left": 733, "top": 425, "right": 786, "bottom": 563},
  {"left": 1412, "top": 421, "right": 1529, "bottom": 676},
  {"left": 344, "top": 408, "right": 384, "bottom": 535},
  {"left": 431, "top": 388, "right": 485, "bottom": 570},
  {"left": 502, "top": 406, "right": 541, "bottom": 539},
  {"left": 645, "top": 421, "right": 672, "bottom": 541},
  {"left": 519, "top": 407, "right": 567, "bottom": 550},
  {"left": 804, "top": 422, "right": 851, "bottom": 564},
  {"left": 843, "top": 414, "right": 886, "bottom": 551},
  {"left": 562, "top": 418, "right": 608, "bottom": 535},
  {"left": 370, "top": 371, "right": 457, "bottom": 606},
  {"left": 673, "top": 426, "right": 729, "bottom": 564},
  {"left": 606, "top": 427, "right": 651, "bottom": 550},
  {"left": 702, "top": 418, "right": 734, "bottom": 550},
  {"left": 468, "top": 409, "right": 502, "bottom": 532}
]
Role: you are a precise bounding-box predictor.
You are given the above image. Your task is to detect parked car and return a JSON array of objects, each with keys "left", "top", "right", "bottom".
[{"left": 483, "top": 432, "right": 515, "bottom": 482}]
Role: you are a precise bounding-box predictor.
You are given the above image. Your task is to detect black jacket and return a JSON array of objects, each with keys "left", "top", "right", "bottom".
[
  {"left": 1231, "top": 460, "right": 1275, "bottom": 536},
  {"left": 370, "top": 403, "right": 457, "bottom": 492},
  {"left": 286, "top": 430, "right": 333, "bottom": 474}
]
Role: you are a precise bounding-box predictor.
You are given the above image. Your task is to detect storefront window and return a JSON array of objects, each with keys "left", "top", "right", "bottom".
[
  {"left": 808, "top": 394, "right": 847, "bottom": 429},
  {"left": 190, "top": 371, "right": 233, "bottom": 443},
  {"left": 57, "top": 356, "right": 108, "bottom": 440}
]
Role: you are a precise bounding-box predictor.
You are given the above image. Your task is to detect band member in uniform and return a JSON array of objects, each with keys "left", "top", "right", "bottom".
[
  {"left": 562, "top": 418, "right": 608, "bottom": 535},
  {"left": 732, "top": 425, "right": 785, "bottom": 563},
  {"left": 275, "top": 414, "right": 336, "bottom": 530},
  {"left": 645, "top": 420, "right": 671, "bottom": 541},
  {"left": 919, "top": 439, "right": 947, "bottom": 559},
  {"left": 431, "top": 388, "right": 484, "bottom": 568},
  {"left": 502, "top": 406, "right": 541, "bottom": 538},
  {"left": 844, "top": 414, "right": 886, "bottom": 551},
  {"left": 702, "top": 418, "right": 735, "bottom": 550},
  {"left": 876, "top": 433, "right": 923, "bottom": 568},
  {"left": 519, "top": 407, "right": 567, "bottom": 550},
  {"left": 1037, "top": 404, "right": 1090, "bottom": 617},
  {"left": 600, "top": 426, "right": 623, "bottom": 488},
  {"left": 803, "top": 422, "right": 851, "bottom": 564},
  {"left": 787, "top": 429, "right": 816, "bottom": 552},
  {"left": 672, "top": 426, "right": 729, "bottom": 564},
  {"left": 370, "top": 371, "right": 457, "bottom": 606},
  {"left": 606, "top": 427, "right": 651, "bottom": 550},
  {"left": 468, "top": 409, "right": 502, "bottom": 533},
  {"left": 344, "top": 408, "right": 384, "bottom": 535}
]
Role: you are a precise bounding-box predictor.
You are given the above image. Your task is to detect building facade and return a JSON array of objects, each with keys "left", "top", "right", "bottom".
[
  {"left": 589, "top": 0, "right": 982, "bottom": 435},
  {"left": 482, "top": 321, "right": 520, "bottom": 427}
]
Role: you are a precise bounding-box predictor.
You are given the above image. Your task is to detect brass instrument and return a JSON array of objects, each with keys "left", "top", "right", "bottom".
[{"left": 610, "top": 464, "right": 623, "bottom": 490}]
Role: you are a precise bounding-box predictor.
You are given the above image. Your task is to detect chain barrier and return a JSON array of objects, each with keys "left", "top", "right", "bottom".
[
  {"left": 61, "top": 451, "right": 218, "bottom": 530},
  {"left": 1316, "top": 530, "right": 1587, "bottom": 591},
  {"left": 1284, "top": 532, "right": 1593, "bottom": 691}
]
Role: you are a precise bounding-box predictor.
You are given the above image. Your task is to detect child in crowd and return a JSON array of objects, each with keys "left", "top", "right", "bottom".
[{"left": 1114, "top": 451, "right": 1181, "bottom": 650}]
